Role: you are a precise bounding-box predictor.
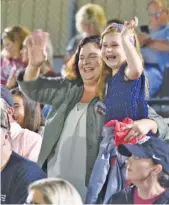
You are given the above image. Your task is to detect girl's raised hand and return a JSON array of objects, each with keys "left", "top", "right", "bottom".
[{"left": 121, "top": 16, "right": 138, "bottom": 37}]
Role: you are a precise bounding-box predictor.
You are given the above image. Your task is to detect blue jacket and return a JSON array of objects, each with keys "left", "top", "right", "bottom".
[
  {"left": 108, "top": 185, "right": 169, "bottom": 204},
  {"left": 85, "top": 126, "right": 127, "bottom": 204}
]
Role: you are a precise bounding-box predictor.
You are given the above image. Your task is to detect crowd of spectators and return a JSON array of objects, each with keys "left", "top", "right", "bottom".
[{"left": 0, "top": 0, "right": 169, "bottom": 204}]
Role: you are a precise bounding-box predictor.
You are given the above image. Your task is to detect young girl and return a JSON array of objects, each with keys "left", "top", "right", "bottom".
[
  {"left": 1, "top": 26, "right": 30, "bottom": 88},
  {"left": 99, "top": 17, "right": 149, "bottom": 128},
  {"left": 11, "top": 88, "right": 44, "bottom": 137}
]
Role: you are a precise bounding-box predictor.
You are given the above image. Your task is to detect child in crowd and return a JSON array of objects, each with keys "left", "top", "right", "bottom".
[
  {"left": 99, "top": 17, "right": 149, "bottom": 130},
  {"left": 1, "top": 26, "right": 30, "bottom": 88},
  {"left": 11, "top": 87, "right": 44, "bottom": 137}
]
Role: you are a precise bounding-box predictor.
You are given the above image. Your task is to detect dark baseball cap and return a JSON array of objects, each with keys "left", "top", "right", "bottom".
[
  {"left": 1, "top": 108, "right": 10, "bottom": 131},
  {"left": 118, "top": 136, "right": 169, "bottom": 175},
  {"left": 0, "top": 84, "right": 14, "bottom": 106}
]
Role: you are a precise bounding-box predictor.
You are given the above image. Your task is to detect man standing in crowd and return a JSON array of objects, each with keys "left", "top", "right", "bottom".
[
  {"left": 0, "top": 108, "right": 46, "bottom": 204},
  {"left": 0, "top": 84, "right": 42, "bottom": 162}
]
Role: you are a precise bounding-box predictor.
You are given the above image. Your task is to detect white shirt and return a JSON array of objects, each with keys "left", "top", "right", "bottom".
[{"left": 48, "top": 102, "right": 88, "bottom": 201}]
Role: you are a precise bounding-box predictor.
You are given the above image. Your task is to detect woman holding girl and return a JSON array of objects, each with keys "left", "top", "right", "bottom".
[{"left": 17, "top": 28, "right": 168, "bottom": 201}]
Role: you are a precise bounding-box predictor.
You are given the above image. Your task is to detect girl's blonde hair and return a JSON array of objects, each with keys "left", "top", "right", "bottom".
[
  {"left": 97, "top": 24, "right": 145, "bottom": 100},
  {"left": 28, "top": 178, "right": 83, "bottom": 204},
  {"left": 76, "top": 3, "right": 107, "bottom": 34}
]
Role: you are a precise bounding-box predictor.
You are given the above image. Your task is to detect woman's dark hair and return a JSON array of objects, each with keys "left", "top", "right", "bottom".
[
  {"left": 11, "top": 87, "right": 42, "bottom": 133},
  {"left": 65, "top": 35, "right": 101, "bottom": 80}
]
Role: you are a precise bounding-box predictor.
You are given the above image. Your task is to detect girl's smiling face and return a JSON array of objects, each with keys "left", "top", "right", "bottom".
[{"left": 101, "top": 32, "right": 126, "bottom": 70}]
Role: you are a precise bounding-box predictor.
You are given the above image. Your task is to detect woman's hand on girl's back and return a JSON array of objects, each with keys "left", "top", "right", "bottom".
[{"left": 122, "top": 118, "right": 157, "bottom": 141}]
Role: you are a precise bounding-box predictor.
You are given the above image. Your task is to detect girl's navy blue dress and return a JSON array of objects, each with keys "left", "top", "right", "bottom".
[{"left": 104, "top": 62, "right": 148, "bottom": 123}]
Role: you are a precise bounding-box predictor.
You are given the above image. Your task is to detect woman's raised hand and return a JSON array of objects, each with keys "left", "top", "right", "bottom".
[{"left": 26, "top": 30, "right": 49, "bottom": 69}]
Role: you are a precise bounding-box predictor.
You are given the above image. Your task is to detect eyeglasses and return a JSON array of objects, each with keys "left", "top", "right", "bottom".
[
  {"left": 148, "top": 9, "right": 164, "bottom": 17},
  {"left": 79, "top": 55, "right": 100, "bottom": 62}
]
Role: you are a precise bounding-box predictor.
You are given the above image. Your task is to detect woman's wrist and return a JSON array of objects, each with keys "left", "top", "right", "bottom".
[
  {"left": 121, "top": 34, "right": 135, "bottom": 47},
  {"left": 121, "top": 35, "right": 131, "bottom": 41},
  {"left": 24, "top": 64, "right": 41, "bottom": 81}
]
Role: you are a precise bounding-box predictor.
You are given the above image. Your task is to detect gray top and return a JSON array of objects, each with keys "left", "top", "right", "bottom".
[{"left": 48, "top": 102, "right": 88, "bottom": 200}]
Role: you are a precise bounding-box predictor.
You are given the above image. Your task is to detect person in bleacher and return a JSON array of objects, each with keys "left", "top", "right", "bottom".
[
  {"left": 1, "top": 26, "right": 30, "bottom": 89},
  {"left": 0, "top": 85, "right": 42, "bottom": 162},
  {"left": 65, "top": 3, "right": 107, "bottom": 61},
  {"left": 0, "top": 108, "right": 46, "bottom": 204},
  {"left": 138, "top": 0, "right": 169, "bottom": 96},
  {"left": 108, "top": 136, "right": 169, "bottom": 204},
  {"left": 26, "top": 178, "right": 83, "bottom": 204}
]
